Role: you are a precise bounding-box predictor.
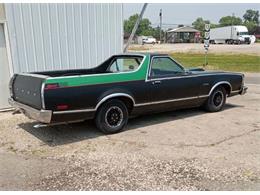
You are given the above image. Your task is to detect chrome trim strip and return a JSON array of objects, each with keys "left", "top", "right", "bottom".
[
  {"left": 95, "top": 93, "right": 135, "bottom": 110},
  {"left": 47, "top": 54, "right": 146, "bottom": 80},
  {"left": 53, "top": 108, "right": 95, "bottom": 114},
  {"left": 146, "top": 73, "right": 243, "bottom": 82},
  {"left": 41, "top": 83, "right": 46, "bottom": 109},
  {"left": 53, "top": 93, "right": 136, "bottom": 114},
  {"left": 209, "top": 81, "right": 232, "bottom": 96},
  {"left": 230, "top": 90, "right": 240, "bottom": 94},
  {"left": 18, "top": 73, "right": 49, "bottom": 79},
  {"left": 135, "top": 95, "right": 208, "bottom": 107}
]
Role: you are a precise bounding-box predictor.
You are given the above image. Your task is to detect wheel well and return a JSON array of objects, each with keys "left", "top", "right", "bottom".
[
  {"left": 218, "top": 83, "right": 231, "bottom": 95},
  {"left": 96, "top": 96, "right": 134, "bottom": 114},
  {"left": 116, "top": 96, "right": 134, "bottom": 113}
]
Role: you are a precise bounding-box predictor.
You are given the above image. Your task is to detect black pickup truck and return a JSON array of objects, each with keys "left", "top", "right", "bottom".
[{"left": 9, "top": 53, "right": 247, "bottom": 134}]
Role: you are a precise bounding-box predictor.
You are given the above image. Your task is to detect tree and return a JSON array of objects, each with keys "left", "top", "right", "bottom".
[
  {"left": 124, "top": 14, "right": 164, "bottom": 40},
  {"left": 243, "top": 9, "right": 259, "bottom": 34},
  {"left": 243, "top": 9, "right": 259, "bottom": 25},
  {"left": 192, "top": 17, "right": 210, "bottom": 32},
  {"left": 219, "top": 16, "right": 242, "bottom": 27},
  {"left": 244, "top": 21, "right": 258, "bottom": 34},
  {"left": 124, "top": 14, "right": 153, "bottom": 36}
]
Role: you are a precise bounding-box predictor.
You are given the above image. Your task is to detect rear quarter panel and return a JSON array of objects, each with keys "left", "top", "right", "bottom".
[{"left": 43, "top": 55, "right": 150, "bottom": 111}]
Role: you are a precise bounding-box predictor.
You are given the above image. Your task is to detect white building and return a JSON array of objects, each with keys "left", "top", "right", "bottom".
[{"left": 0, "top": 3, "right": 123, "bottom": 109}]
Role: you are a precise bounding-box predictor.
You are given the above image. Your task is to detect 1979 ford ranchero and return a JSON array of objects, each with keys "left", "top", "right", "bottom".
[{"left": 9, "top": 53, "right": 247, "bottom": 134}]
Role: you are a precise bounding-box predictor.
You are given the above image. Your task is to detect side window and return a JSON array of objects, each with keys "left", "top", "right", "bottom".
[
  {"left": 108, "top": 57, "right": 142, "bottom": 73},
  {"left": 150, "top": 57, "right": 184, "bottom": 78}
]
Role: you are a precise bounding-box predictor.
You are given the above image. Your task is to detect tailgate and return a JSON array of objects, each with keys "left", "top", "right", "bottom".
[{"left": 11, "top": 74, "right": 46, "bottom": 110}]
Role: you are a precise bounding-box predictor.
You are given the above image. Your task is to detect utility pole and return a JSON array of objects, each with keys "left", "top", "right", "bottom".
[
  {"left": 159, "top": 9, "right": 162, "bottom": 43},
  {"left": 124, "top": 3, "right": 148, "bottom": 52},
  {"left": 231, "top": 13, "right": 234, "bottom": 40}
]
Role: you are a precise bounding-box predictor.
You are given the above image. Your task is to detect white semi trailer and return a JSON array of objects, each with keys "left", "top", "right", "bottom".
[{"left": 210, "top": 25, "right": 255, "bottom": 44}]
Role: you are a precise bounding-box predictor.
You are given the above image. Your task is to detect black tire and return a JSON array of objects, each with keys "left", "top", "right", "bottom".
[
  {"left": 204, "top": 86, "right": 227, "bottom": 112},
  {"left": 95, "top": 99, "right": 128, "bottom": 134}
]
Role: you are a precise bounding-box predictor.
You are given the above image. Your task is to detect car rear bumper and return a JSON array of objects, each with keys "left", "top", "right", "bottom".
[{"left": 8, "top": 98, "right": 52, "bottom": 123}]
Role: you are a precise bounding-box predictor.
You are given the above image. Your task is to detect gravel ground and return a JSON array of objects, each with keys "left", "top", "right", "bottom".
[
  {"left": 128, "top": 43, "right": 260, "bottom": 55},
  {"left": 0, "top": 74, "right": 260, "bottom": 190}
]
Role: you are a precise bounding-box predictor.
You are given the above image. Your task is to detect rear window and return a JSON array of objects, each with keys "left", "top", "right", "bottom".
[{"left": 107, "top": 57, "right": 143, "bottom": 73}]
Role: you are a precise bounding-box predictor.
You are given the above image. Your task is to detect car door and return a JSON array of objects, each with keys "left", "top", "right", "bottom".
[{"left": 147, "top": 56, "right": 205, "bottom": 106}]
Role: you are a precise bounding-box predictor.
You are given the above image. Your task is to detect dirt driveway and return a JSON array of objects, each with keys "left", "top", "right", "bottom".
[
  {"left": 129, "top": 43, "right": 260, "bottom": 55},
  {"left": 0, "top": 74, "right": 260, "bottom": 190}
]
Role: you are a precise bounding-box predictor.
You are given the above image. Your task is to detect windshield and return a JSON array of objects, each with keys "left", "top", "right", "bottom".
[{"left": 239, "top": 32, "right": 248, "bottom": 35}]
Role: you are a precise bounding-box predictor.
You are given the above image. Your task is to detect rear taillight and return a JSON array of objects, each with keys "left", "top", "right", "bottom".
[
  {"left": 45, "top": 83, "right": 60, "bottom": 90},
  {"left": 57, "top": 104, "right": 69, "bottom": 110}
]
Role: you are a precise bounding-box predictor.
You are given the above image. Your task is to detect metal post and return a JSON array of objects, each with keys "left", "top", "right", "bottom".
[
  {"left": 123, "top": 3, "right": 148, "bottom": 52},
  {"left": 159, "top": 9, "right": 162, "bottom": 43},
  {"left": 204, "top": 49, "right": 208, "bottom": 67}
]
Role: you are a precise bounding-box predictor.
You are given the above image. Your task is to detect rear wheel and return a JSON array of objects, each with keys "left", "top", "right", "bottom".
[
  {"left": 95, "top": 99, "right": 128, "bottom": 134},
  {"left": 204, "top": 86, "right": 227, "bottom": 112}
]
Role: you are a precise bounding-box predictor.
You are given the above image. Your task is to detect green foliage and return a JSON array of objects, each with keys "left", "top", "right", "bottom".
[
  {"left": 244, "top": 20, "right": 258, "bottom": 34},
  {"left": 242, "top": 10, "right": 259, "bottom": 34},
  {"left": 219, "top": 16, "right": 243, "bottom": 27},
  {"left": 124, "top": 14, "right": 164, "bottom": 40},
  {"left": 192, "top": 9, "right": 259, "bottom": 35},
  {"left": 192, "top": 17, "right": 210, "bottom": 32},
  {"left": 243, "top": 9, "right": 259, "bottom": 24},
  {"left": 124, "top": 14, "right": 145, "bottom": 35},
  {"left": 151, "top": 26, "right": 162, "bottom": 40},
  {"left": 125, "top": 9, "right": 260, "bottom": 40}
]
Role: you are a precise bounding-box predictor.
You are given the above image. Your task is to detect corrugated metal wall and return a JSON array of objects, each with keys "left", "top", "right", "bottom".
[{"left": 5, "top": 3, "right": 123, "bottom": 73}]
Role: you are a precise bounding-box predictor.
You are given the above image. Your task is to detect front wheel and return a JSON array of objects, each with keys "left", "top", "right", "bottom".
[
  {"left": 95, "top": 99, "right": 128, "bottom": 134},
  {"left": 204, "top": 86, "right": 227, "bottom": 112}
]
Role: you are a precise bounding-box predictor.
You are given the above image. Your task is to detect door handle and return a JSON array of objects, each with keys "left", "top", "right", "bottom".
[{"left": 152, "top": 80, "right": 161, "bottom": 85}]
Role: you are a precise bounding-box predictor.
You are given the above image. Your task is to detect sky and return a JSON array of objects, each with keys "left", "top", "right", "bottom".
[{"left": 124, "top": 3, "right": 260, "bottom": 29}]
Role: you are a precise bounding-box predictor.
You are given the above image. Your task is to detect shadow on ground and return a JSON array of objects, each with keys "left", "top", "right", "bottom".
[{"left": 18, "top": 103, "right": 242, "bottom": 147}]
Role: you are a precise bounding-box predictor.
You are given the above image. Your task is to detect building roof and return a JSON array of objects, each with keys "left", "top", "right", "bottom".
[{"left": 167, "top": 26, "right": 200, "bottom": 33}]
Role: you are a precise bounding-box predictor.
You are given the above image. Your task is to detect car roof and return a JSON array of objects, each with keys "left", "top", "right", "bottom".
[{"left": 117, "top": 52, "right": 169, "bottom": 57}]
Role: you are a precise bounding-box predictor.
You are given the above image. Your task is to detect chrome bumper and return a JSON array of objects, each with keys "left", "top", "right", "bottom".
[
  {"left": 240, "top": 86, "right": 248, "bottom": 95},
  {"left": 8, "top": 98, "right": 52, "bottom": 123}
]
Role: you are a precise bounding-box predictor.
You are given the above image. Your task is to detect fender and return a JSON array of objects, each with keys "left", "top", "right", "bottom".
[
  {"left": 209, "top": 81, "right": 232, "bottom": 96},
  {"left": 95, "top": 93, "right": 136, "bottom": 110}
]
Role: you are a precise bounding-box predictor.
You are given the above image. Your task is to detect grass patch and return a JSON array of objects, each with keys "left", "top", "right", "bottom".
[{"left": 171, "top": 53, "right": 260, "bottom": 72}]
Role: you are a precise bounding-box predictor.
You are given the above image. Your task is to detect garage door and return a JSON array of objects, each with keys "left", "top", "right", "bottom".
[{"left": 0, "top": 23, "right": 11, "bottom": 109}]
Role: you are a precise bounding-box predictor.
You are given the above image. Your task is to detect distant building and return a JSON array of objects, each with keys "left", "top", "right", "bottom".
[{"left": 166, "top": 26, "right": 201, "bottom": 43}]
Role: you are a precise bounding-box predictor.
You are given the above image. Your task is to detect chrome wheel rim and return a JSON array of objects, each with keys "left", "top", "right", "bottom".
[
  {"left": 213, "top": 91, "right": 223, "bottom": 107},
  {"left": 105, "top": 106, "right": 123, "bottom": 128}
]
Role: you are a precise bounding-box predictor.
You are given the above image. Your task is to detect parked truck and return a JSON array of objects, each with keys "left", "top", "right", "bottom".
[
  {"left": 210, "top": 25, "right": 256, "bottom": 44},
  {"left": 9, "top": 53, "right": 247, "bottom": 134}
]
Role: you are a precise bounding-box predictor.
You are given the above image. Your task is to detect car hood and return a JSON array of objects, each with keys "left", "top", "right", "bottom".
[{"left": 188, "top": 68, "right": 243, "bottom": 76}]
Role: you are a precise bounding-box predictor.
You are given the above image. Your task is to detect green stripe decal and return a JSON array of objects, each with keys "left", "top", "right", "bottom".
[{"left": 44, "top": 55, "right": 150, "bottom": 87}]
